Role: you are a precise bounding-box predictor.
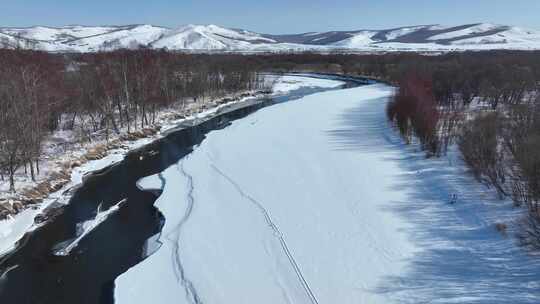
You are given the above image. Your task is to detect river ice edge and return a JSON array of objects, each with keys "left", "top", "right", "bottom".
[{"left": 0, "top": 74, "right": 341, "bottom": 257}]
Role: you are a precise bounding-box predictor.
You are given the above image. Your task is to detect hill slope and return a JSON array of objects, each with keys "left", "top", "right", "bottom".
[{"left": 1, "top": 23, "right": 539, "bottom": 52}]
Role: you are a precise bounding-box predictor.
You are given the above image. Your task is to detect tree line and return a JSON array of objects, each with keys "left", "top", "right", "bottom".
[{"left": 0, "top": 49, "right": 267, "bottom": 192}]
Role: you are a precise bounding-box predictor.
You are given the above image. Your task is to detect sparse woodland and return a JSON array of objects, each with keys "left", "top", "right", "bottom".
[{"left": 0, "top": 49, "right": 267, "bottom": 193}]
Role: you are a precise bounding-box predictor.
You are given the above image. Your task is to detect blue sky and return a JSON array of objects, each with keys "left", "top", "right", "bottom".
[{"left": 2, "top": 0, "right": 539, "bottom": 33}]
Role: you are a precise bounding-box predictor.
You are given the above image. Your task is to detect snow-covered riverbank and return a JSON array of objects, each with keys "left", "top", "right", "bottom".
[
  {"left": 0, "top": 74, "right": 344, "bottom": 257},
  {"left": 115, "top": 80, "right": 540, "bottom": 303}
]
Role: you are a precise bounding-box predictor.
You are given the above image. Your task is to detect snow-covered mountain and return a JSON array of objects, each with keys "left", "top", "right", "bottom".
[{"left": 1, "top": 23, "right": 539, "bottom": 52}]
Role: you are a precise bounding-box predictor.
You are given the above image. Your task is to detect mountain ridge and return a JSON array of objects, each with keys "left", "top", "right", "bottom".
[{"left": 1, "top": 23, "right": 539, "bottom": 52}]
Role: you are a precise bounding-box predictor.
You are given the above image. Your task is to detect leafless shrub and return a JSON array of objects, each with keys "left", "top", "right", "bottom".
[{"left": 459, "top": 113, "right": 508, "bottom": 198}]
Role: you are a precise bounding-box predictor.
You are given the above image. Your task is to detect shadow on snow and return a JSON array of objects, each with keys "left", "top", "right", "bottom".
[{"left": 326, "top": 93, "right": 540, "bottom": 303}]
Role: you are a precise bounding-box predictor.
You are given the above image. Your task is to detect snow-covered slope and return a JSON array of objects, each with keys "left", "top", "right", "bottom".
[
  {"left": 0, "top": 32, "right": 17, "bottom": 48},
  {"left": 1, "top": 23, "right": 539, "bottom": 52},
  {"left": 66, "top": 25, "right": 169, "bottom": 52},
  {"left": 151, "top": 24, "right": 274, "bottom": 50},
  {"left": 450, "top": 25, "right": 540, "bottom": 46},
  {"left": 427, "top": 23, "right": 501, "bottom": 40},
  {"left": 0, "top": 24, "right": 169, "bottom": 51},
  {"left": 1, "top": 25, "right": 118, "bottom": 42},
  {"left": 330, "top": 31, "right": 377, "bottom": 48}
]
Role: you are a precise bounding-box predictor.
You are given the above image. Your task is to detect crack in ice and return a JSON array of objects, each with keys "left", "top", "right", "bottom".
[
  {"left": 163, "top": 159, "right": 202, "bottom": 304},
  {"left": 209, "top": 161, "right": 320, "bottom": 304}
]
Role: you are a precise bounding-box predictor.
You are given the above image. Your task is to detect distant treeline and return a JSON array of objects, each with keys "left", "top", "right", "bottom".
[{"left": 0, "top": 49, "right": 266, "bottom": 191}]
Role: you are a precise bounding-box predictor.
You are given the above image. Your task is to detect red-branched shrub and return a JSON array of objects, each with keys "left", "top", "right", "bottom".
[{"left": 387, "top": 72, "right": 440, "bottom": 155}]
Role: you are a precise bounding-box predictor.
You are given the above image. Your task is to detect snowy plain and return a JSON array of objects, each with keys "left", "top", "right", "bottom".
[{"left": 115, "top": 79, "right": 540, "bottom": 303}]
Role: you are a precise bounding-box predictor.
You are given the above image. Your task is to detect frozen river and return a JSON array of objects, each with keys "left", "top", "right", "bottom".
[
  {"left": 116, "top": 75, "right": 540, "bottom": 304},
  {"left": 115, "top": 80, "right": 419, "bottom": 303}
]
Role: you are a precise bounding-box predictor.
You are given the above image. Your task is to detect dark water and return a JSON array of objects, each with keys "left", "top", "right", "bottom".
[{"left": 0, "top": 74, "right": 369, "bottom": 304}]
